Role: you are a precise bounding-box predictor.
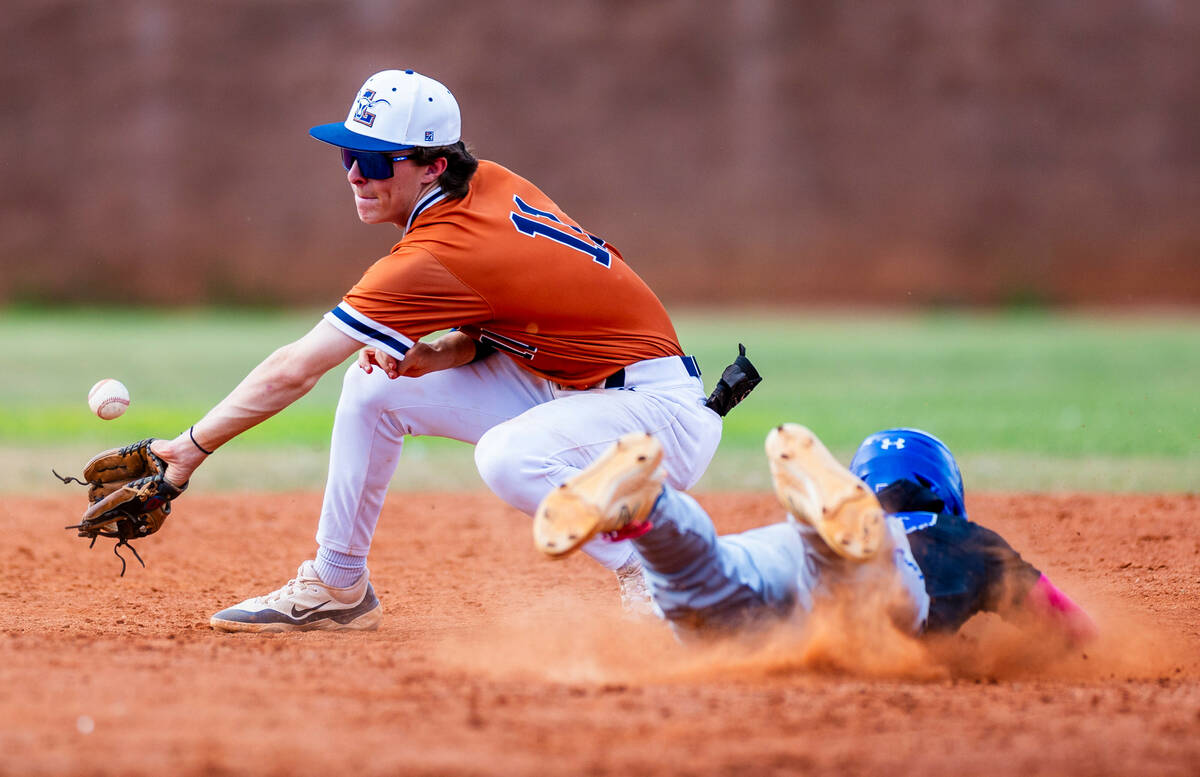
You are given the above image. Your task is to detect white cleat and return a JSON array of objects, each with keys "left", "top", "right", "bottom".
[
  {"left": 766, "top": 424, "right": 886, "bottom": 561},
  {"left": 533, "top": 433, "right": 666, "bottom": 558},
  {"left": 210, "top": 560, "right": 381, "bottom": 633}
]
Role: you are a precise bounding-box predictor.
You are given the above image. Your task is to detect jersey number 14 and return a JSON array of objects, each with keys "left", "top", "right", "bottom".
[{"left": 509, "top": 195, "right": 612, "bottom": 267}]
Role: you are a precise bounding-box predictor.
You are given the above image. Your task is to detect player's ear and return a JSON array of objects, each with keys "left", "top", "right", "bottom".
[{"left": 420, "top": 156, "right": 448, "bottom": 184}]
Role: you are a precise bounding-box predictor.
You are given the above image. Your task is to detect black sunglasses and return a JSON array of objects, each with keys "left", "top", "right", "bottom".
[{"left": 341, "top": 149, "right": 412, "bottom": 180}]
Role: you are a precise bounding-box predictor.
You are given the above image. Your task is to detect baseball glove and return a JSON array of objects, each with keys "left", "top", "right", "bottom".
[{"left": 55, "top": 439, "right": 186, "bottom": 575}]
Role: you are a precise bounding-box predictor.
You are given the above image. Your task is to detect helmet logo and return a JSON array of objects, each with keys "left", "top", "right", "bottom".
[
  {"left": 880, "top": 437, "right": 906, "bottom": 450},
  {"left": 353, "top": 89, "right": 391, "bottom": 127}
]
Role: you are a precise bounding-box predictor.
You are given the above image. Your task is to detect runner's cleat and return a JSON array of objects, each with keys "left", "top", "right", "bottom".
[
  {"left": 210, "top": 560, "right": 381, "bottom": 633},
  {"left": 534, "top": 433, "right": 666, "bottom": 558},
  {"left": 766, "top": 424, "right": 885, "bottom": 561}
]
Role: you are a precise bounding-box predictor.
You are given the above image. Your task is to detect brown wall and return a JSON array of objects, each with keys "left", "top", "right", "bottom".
[{"left": 2, "top": 0, "right": 1198, "bottom": 307}]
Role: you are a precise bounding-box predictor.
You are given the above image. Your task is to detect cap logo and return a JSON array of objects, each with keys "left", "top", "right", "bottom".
[
  {"left": 424, "top": 130, "right": 435, "bottom": 142},
  {"left": 880, "top": 437, "right": 906, "bottom": 450},
  {"left": 353, "top": 89, "right": 390, "bottom": 128}
]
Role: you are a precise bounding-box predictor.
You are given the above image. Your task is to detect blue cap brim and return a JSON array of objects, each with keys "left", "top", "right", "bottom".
[{"left": 308, "top": 122, "right": 414, "bottom": 152}]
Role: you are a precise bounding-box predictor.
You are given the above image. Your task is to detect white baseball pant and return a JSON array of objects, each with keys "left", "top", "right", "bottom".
[{"left": 315, "top": 352, "right": 723, "bottom": 569}]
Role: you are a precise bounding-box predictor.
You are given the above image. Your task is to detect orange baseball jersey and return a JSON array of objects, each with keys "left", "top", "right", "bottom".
[{"left": 324, "top": 160, "right": 683, "bottom": 388}]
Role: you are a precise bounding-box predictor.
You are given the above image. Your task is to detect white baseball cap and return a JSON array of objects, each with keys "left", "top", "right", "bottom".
[{"left": 309, "top": 69, "right": 461, "bottom": 151}]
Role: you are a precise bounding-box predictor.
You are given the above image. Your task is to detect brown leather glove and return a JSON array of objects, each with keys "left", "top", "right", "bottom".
[{"left": 57, "top": 439, "right": 186, "bottom": 574}]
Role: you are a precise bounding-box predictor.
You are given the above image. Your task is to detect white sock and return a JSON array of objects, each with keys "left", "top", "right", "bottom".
[{"left": 313, "top": 546, "right": 366, "bottom": 588}]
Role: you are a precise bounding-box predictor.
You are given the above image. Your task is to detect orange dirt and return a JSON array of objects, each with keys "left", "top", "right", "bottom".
[{"left": 5, "top": 491, "right": 1200, "bottom": 776}]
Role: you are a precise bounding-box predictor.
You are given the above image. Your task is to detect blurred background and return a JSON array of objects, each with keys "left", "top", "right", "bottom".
[
  {"left": 1, "top": 1, "right": 1197, "bottom": 492},
  {"left": 3, "top": 0, "right": 1198, "bottom": 307}
]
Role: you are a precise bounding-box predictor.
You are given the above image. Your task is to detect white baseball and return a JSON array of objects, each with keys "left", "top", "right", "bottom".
[{"left": 88, "top": 379, "right": 131, "bottom": 420}]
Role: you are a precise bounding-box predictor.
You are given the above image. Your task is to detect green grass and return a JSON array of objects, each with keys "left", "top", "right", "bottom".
[{"left": 2, "top": 307, "right": 1197, "bottom": 492}]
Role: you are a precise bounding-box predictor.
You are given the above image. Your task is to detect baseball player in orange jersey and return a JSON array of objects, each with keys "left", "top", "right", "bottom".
[{"left": 147, "top": 69, "right": 723, "bottom": 631}]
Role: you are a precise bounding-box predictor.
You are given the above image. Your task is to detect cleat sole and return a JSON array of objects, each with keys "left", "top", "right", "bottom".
[
  {"left": 766, "top": 423, "right": 885, "bottom": 561},
  {"left": 534, "top": 433, "right": 664, "bottom": 558}
]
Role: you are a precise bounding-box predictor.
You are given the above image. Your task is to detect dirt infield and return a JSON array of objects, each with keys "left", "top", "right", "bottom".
[{"left": 5, "top": 491, "right": 1199, "bottom": 776}]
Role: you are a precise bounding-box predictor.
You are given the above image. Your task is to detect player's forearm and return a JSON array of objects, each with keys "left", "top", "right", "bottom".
[
  {"left": 194, "top": 350, "right": 324, "bottom": 446},
  {"left": 151, "top": 347, "right": 325, "bottom": 485},
  {"left": 148, "top": 352, "right": 319, "bottom": 484},
  {"left": 150, "top": 321, "right": 360, "bottom": 486}
]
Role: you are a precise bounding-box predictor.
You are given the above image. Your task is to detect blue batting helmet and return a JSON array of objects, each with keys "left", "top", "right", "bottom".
[{"left": 849, "top": 428, "right": 966, "bottom": 518}]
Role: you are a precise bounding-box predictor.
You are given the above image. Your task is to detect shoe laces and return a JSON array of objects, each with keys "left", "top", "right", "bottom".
[{"left": 261, "top": 570, "right": 321, "bottom": 604}]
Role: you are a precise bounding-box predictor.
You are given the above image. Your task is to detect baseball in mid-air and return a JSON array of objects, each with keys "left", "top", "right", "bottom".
[{"left": 88, "top": 379, "right": 130, "bottom": 420}]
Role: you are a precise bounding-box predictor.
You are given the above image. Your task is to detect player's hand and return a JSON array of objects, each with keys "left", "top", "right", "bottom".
[
  {"left": 150, "top": 436, "right": 206, "bottom": 488},
  {"left": 357, "top": 347, "right": 401, "bottom": 378},
  {"left": 392, "top": 341, "right": 461, "bottom": 378},
  {"left": 358, "top": 333, "right": 477, "bottom": 380},
  {"left": 357, "top": 341, "right": 464, "bottom": 380}
]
